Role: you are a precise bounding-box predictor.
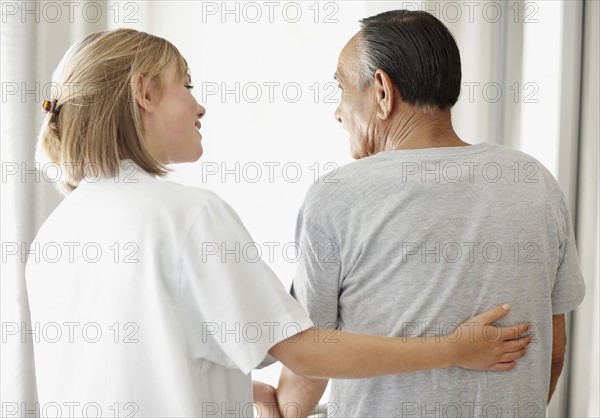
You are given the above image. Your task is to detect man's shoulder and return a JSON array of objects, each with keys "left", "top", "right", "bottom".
[
  {"left": 482, "top": 143, "right": 544, "bottom": 165},
  {"left": 302, "top": 158, "right": 372, "bottom": 209},
  {"left": 484, "top": 144, "right": 565, "bottom": 193},
  {"left": 300, "top": 143, "right": 566, "bottom": 212}
]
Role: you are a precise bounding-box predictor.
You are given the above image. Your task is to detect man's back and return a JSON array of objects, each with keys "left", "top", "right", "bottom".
[{"left": 292, "top": 143, "right": 585, "bottom": 417}]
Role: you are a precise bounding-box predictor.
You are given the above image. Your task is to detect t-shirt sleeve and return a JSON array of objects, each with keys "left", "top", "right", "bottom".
[
  {"left": 551, "top": 194, "right": 586, "bottom": 314},
  {"left": 291, "top": 202, "right": 342, "bottom": 330},
  {"left": 179, "top": 197, "right": 313, "bottom": 375}
]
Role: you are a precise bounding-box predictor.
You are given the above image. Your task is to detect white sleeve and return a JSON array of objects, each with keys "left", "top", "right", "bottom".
[{"left": 179, "top": 197, "right": 313, "bottom": 375}]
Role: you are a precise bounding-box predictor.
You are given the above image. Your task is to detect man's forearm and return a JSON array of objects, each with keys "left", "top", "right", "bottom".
[
  {"left": 548, "top": 314, "right": 567, "bottom": 403},
  {"left": 253, "top": 381, "right": 282, "bottom": 418},
  {"left": 548, "top": 359, "right": 564, "bottom": 403},
  {"left": 276, "top": 367, "right": 328, "bottom": 418}
]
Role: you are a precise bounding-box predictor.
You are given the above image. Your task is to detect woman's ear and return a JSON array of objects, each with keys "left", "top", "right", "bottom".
[
  {"left": 373, "top": 69, "right": 395, "bottom": 120},
  {"left": 134, "top": 74, "right": 157, "bottom": 114}
]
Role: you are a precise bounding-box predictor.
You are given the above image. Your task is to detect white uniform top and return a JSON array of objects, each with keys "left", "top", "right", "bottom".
[{"left": 25, "top": 160, "right": 313, "bottom": 418}]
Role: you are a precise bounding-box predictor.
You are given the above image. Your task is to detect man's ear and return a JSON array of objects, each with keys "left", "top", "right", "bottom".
[
  {"left": 373, "top": 69, "right": 395, "bottom": 120},
  {"left": 134, "top": 74, "right": 158, "bottom": 114}
]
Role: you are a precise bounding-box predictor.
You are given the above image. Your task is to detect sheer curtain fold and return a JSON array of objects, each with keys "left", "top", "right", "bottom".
[
  {"left": 1, "top": 12, "right": 42, "bottom": 408},
  {"left": 1, "top": 1, "right": 109, "bottom": 408},
  {"left": 570, "top": 0, "right": 600, "bottom": 416}
]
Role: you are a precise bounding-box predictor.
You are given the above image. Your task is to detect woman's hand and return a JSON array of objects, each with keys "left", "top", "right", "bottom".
[{"left": 449, "top": 304, "right": 532, "bottom": 371}]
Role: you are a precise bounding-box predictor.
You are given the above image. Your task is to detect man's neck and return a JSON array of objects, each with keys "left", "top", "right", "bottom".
[{"left": 379, "top": 108, "right": 469, "bottom": 151}]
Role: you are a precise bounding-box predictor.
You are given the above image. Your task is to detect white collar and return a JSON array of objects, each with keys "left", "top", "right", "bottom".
[{"left": 78, "top": 159, "right": 152, "bottom": 186}]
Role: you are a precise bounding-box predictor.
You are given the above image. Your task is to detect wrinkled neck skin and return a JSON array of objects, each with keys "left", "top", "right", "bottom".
[{"left": 374, "top": 106, "right": 469, "bottom": 153}]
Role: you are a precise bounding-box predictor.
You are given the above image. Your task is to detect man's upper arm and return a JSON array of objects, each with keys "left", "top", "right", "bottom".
[
  {"left": 551, "top": 195, "right": 585, "bottom": 314},
  {"left": 291, "top": 201, "right": 342, "bottom": 329}
]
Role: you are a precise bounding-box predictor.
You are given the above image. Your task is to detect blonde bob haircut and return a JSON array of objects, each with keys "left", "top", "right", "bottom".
[{"left": 37, "top": 28, "right": 189, "bottom": 195}]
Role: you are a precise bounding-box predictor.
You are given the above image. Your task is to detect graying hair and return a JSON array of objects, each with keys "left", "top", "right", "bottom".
[{"left": 356, "top": 34, "right": 377, "bottom": 90}]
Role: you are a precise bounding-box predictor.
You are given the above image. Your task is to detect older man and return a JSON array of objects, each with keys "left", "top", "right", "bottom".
[{"left": 274, "top": 10, "right": 585, "bottom": 417}]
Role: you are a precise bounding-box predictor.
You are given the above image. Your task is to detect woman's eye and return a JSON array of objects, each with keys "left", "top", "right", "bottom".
[{"left": 185, "top": 84, "right": 194, "bottom": 90}]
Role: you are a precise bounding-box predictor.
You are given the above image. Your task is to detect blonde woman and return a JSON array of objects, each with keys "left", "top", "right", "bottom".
[{"left": 26, "top": 28, "right": 531, "bottom": 417}]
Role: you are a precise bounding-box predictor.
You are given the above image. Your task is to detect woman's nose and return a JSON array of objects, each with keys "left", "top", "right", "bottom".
[{"left": 197, "top": 103, "right": 206, "bottom": 118}]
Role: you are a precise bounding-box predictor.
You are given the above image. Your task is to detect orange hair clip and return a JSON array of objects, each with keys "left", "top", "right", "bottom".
[{"left": 42, "top": 99, "right": 58, "bottom": 114}]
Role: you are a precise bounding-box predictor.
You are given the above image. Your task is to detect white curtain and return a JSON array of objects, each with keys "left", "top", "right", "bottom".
[
  {"left": 570, "top": 0, "right": 599, "bottom": 416},
  {"left": 1, "top": 0, "right": 109, "bottom": 409},
  {"left": 1, "top": 1, "right": 597, "bottom": 416}
]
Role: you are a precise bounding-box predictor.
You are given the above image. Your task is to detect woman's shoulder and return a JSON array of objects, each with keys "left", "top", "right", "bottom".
[
  {"left": 78, "top": 168, "right": 227, "bottom": 224},
  {"left": 146, "top": 178, "right": 233, "bottom": 222},
  {"left": 156, "top": 178, "right": 220, "bottom": 204}
]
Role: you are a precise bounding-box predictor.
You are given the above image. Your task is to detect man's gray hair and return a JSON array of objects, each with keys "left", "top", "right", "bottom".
[
  {"left": 355, "top": 10, "right": 462, "bottom": 109},
  {"left": 356, "top": 35, "right": 377, "bottom": 90}
]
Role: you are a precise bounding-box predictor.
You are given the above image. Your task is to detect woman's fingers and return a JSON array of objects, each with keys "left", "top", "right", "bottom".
[
  {"left": 498, "top": 322, "right": 532, "bottom": 341},
  {"left": 456, "top": 306, "right": 534, "bottom": 372},
  {"left": 469, "top": 304, "right": 512, "bottom": 326},
  {"left": 499, "top": 347, "right": 528, "bottom": 363},
  {"left": 489, "top": 362, "right": 517, "bottom": 372},
  {"left": 505, "top": 335, "right": 532, "bottom": 351}
]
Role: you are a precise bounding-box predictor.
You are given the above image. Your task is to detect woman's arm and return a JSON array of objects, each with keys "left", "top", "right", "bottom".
[
  {"left": 264, "top": 304, "right": 531, "bottom": 417},
  {"left": 269, "top": 304, "right": 530, "bottom": 378}
]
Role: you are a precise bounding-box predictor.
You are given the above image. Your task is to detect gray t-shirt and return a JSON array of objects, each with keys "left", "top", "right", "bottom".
[{"left": 291, "top": 143, "right": 585, "bottom": 417}]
